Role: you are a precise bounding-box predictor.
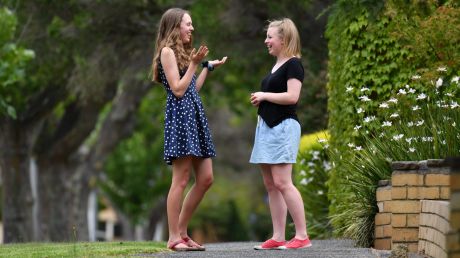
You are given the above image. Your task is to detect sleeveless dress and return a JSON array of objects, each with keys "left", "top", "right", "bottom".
[{"left": 158, "top": 62, "right": 216, "bottom": 165}]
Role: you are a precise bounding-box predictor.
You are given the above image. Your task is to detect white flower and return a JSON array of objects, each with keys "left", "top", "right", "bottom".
[
  {"left": 379, "top": 132, "right": 385, "bottom": 138},
  {"left": 382, "top": 121, "right": 392, "bottom": 127},
  {"left": 405, "top": 137, "right": 414, "bottom": 144},
  {"left": 357, "top": 107, "right": 364, "bottom": 114},
  {"left": 452, "top": 76, "right": 459, "bottom": 84},
  {"left": 307, "top": 162, "right": 315, "bottom": 167},
  {"left": 323, "top": 161, "right": 331, "bottom": 171},
  {"left": 390, "top": 113, "right": 399, "bottom": 118},
  {"left": 318, "top": 138, "right": 328, "bottom": 143},
  {"left": 359, "top": 96, "right": 371, "bottom": 102},
  {"left": 347, "top": 143, "right": 355, "bottom": 148},
  {"left": 355, "top": 146, "right": 363, "bottom": 151},
  {"left": 451, "top": 101, "right": 459, "bottom": 109},
  {"left": 317, "top": 190, "right": 324, "bottom": 195},
  {"left": 323, "top": 144, "right": 329, "bottom": 149},
  {"left": 354, "top": 125, "right": 362, "bottom": 131},
  {"left": 453, "top": 122, "right": 457, "bottom": 127},
  {"left": 300, "top": 178, "right": 309, "bottom": 185},
  {"left": 364, "top": 116, "right": 376, "bottom": 123},
  {"left": 447, "top": 93, "right": 453, "bottom": 97},
  {"left": 422, "top": 136, "right": 434, "bottom": 142},
  {"left": 441, "top": 140, "right": 446, "bottom": 145},
  {"left": 437, "top": 67, "right": 447, "bottom": 72},
  {"left": 300, "top": 170, "right": 306, "bottom": 176},
  {"left": 436, "top": 78, "right": 443, "bottom": 88},
  {"left": 346, "top": 86, "right": 353, "bottom": 92},
  {"left": 411, "top": 75, "right": 421, "bottom": 80},
  {"left": 407, "top": 122, "right": 414, "bottom": 127},
  {"left": 416, "top": 93, "right": 427, "bottom": 100},
  {"left": 416, "top": 120, "right": 425, "bottom": 126},
  {"left": 412, "top": 105, "right": 421, "bottom": 111},
  {"left": 388, "top": 98, "right": 398, "bottom": 103},
  {"left": 409, "top": 147, "right": 416, "bottom": 153},
  {"left": 408, "top": 88, "right": 416, "bottom": 94},
  {"left": 379, "top": 102, "right": 389, "bottom": 109},
  {"left": 361, "top": 87, "right": 370, "bottom": 92},
  {"left": 398, "top": 89, "right": 407, "bottom": 95},
  {"left": 392, "top": 134, "right": 404, "bottom": 141}
]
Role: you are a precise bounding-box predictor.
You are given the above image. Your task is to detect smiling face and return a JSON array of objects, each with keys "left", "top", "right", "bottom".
[
  {"left": 265, "top": 26, "right": 284, "bottom": 57},
  {"left": 180, "top": 13, "right": 194, "bottom": 44}
]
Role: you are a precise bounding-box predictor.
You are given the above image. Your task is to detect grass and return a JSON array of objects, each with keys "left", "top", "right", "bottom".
[{"left": 0, "top": 241, "right": 168, "bottom": 258}]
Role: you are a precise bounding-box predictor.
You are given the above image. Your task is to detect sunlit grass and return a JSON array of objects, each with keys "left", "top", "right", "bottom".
[{"left": 0, "top": 241, "right": 167, "bottom": 258}]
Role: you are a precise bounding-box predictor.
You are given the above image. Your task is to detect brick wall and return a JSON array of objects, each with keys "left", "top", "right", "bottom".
[
  {"left": 419, "top": 200, "right": 450, "bottom": 258},
  {"left": 448, "top": 157, "right": 460, "bottom": 258},
  {"left": 374, "top": 159, "right": 451, "bottom": 255}
]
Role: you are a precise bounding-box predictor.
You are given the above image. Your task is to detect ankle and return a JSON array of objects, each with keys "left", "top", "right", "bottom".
[{"left": 294, "top": 234, "right": 308, "bottom": 240}]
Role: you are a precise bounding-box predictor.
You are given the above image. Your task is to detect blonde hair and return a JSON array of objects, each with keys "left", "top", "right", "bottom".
[
  {"left": 151, "top": 8, "right": 193, "bottom": 82},
  {"left": 267, "top": 18, "right": 301, "bottom": 58}
]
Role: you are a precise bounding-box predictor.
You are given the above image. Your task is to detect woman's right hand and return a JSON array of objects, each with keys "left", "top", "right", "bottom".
[{"left": 190, "top": 46, "right": 209, "bottom": 64}]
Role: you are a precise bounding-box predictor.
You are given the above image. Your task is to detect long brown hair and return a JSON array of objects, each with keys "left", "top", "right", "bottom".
[
  {"left": 267, "top": 18, "right": 301, "bottom": 58},
  {"left": 151, "top": 8, "right": 193, "bottom": 82}
]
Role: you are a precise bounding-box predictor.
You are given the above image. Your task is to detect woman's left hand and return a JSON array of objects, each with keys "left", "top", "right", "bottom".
[
  {"left": 250, "top": 92, "right": 264, "bottom": 107},
  {"left": 209, "top": 56, "right": 228, "bottom": 68}
]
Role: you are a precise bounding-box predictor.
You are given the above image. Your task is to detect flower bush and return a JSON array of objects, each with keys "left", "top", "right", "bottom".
[{"left": 294, "top": 130, "right": 332, "bottom": 239}]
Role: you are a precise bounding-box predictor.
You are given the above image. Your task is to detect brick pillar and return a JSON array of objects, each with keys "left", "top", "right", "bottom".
[
  {"left": 447, "top": 157, "right": 460, "bottom": 258},
  {"left": 375, "top": 180, "right": 392, "bottom": 249},
  {"left": 391, "top": 160, "right": 450, "bottom": 253}
]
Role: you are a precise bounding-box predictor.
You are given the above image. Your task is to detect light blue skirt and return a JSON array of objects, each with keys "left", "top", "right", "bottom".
[{"left": 249, "top": 117, "right": 301, "bottom": 164}]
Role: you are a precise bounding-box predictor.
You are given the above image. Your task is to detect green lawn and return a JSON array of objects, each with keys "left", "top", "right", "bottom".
[{"left": 0, "top": 241, "right": 168, "bottom": 257}]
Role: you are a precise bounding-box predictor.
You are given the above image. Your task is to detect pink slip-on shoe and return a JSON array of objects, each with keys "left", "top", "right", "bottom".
[
  {"left": 278, "top": 237, "right": 312, "bottom": 249},
  {"left": 254, "top": 239, "right": 286, "bottom": 250}
]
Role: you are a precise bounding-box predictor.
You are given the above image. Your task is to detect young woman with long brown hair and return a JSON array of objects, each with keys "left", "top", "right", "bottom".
[{"left": 152, "top": 8, "right": 227, "bottom": 251}]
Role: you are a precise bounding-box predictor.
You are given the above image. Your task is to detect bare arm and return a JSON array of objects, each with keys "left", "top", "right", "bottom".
[
  {"left": 195, "top": 56, "right": 228, "bottom": 92},
  {"left": 250, "top": 78, "right": 302, "bottom": 106},
  {"left": 161, "top": 46, "right": 208, "bottom": 98}
]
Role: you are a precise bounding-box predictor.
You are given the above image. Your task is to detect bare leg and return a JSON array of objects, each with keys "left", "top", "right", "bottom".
[
  {"left": 261, "top": 164, "right": 287, "bottom": 241},
  {"left": 167, "top": 156, "right": 192, "bottom": 248},
  {"left": 178, "top": 158, "right": 213, "bottom": 241},
  {"left": 271, "top": 163, "right": 308, "bottom": 239}
]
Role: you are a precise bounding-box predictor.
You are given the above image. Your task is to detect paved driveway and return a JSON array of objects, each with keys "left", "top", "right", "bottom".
[{"left": 144, "top": 239, "right": 393, "bottom": 258}]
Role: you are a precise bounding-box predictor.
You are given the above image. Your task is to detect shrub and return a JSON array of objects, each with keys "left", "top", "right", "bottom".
[{"left": 294, "top": 130, "right": 332, "bottom": 239}]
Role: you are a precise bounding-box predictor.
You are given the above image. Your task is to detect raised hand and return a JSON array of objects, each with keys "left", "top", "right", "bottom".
[
  {"left": 190, "top": 46, "right": 209, "bottom": 64},
  {"left": 209, "top": 56, "right": 228, "bottom": 68}
]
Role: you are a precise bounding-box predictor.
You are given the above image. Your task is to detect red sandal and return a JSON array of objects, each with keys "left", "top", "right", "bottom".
[
  {"left": 167, "top": 239, "right": 194, "bottom": 251},
  {"left": 182, "top": 236, "right": 206, "bottom": 251}
]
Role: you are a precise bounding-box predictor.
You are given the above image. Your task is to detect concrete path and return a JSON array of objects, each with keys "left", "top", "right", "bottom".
[{"left": 142, "top": 239, "right": 395, "bottom": 258}]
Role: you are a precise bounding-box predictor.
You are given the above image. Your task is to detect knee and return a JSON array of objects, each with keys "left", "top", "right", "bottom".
[
  {"left": 197, "top": 174, "right": 213, "bottom": 190},
  {"left": 263, "top": 180, "right": 277, "bottom": 192},
  {"left": 173, "top": 177, "right": 190, "bottom": 190},
  {"left": 273, "top": 180, "right": 291, "bottom": 192}
]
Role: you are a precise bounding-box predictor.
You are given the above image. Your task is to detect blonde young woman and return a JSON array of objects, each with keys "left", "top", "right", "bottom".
[
  {"left": 152, "top": 8, "right": 227, "bottom": 251},
  {"left": 250, "top": 18, "right": 311, "bottom": 250}
]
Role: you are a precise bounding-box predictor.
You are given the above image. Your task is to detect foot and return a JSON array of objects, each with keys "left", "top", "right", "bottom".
[
  {"left": 278, "top": 237, "right": 312, "bottom": 249},
  {"left": 182, "top": 236, "right": 205, "bottom": 251},
  {"left": 254, "top": 239, "right": 286, "bottom": 250},
  {"left": 167, "top": 239, "right": 194, "bottom": 251}
]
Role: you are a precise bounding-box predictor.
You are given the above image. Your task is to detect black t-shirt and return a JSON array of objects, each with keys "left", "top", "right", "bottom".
[{"left": 258, "top": 57, "right": 304, "bottom": 128}]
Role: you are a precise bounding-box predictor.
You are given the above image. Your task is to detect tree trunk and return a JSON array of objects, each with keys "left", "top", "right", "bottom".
[
  {"left": 0, "top": 122, "right": 39, "bottom": 242},
  {"left": 37, "top": 160, "right": 91, "bottom": 241}
]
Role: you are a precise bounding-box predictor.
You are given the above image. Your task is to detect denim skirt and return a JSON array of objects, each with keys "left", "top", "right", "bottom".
[{"left": 249, "top": 117, "right": 301, "bottom": 164}]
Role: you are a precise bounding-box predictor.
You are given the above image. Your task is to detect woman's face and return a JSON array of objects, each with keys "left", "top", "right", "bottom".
[
  {"left": 180, "top": 13, "right": 194, "bottom": 44},
  {"left": 264, "top": 27, "right": 283, "bottom": 57}
]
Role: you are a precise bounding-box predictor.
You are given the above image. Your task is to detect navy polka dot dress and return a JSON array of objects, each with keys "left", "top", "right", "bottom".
[{"left": 158, "top": 62, "right": 216, "bottom": 165}]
